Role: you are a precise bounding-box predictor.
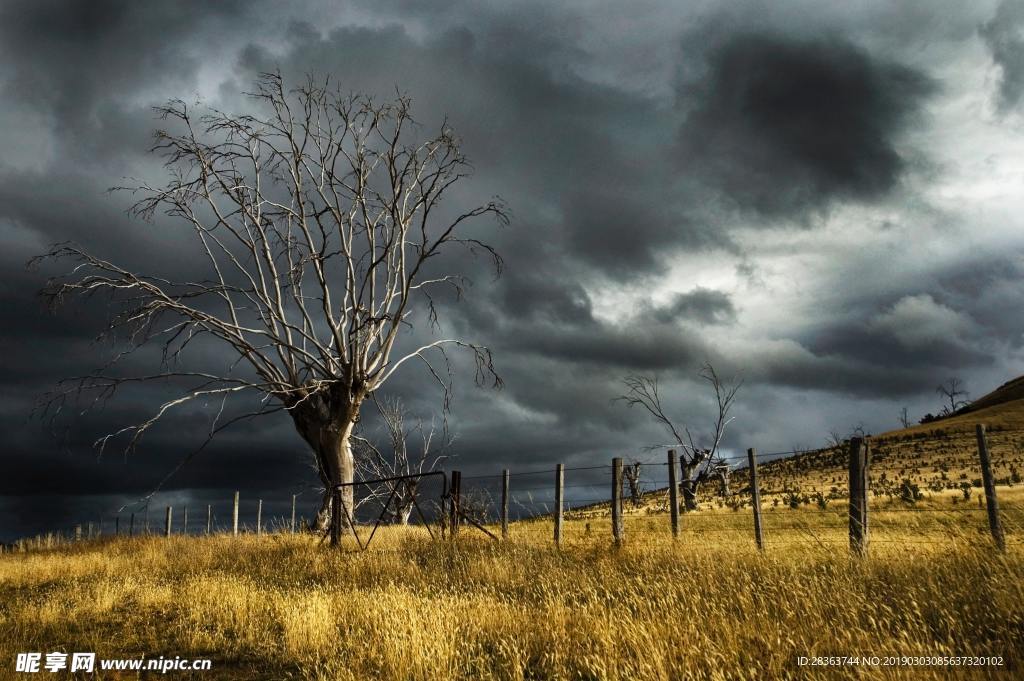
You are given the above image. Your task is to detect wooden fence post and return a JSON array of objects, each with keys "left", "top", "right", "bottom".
[
  {"left": 747, "top": 447, "right": 764, "bottom": 551},
  {"left": 206, "top": 505, "right": 212, "bottom": 535},
  {"left": 330, "top": 486, "right": 342, "bottom": 547},
  {"left": 232, "top": 491, "right": 240, "bottom": 536},
  {"left": 848, "top": 437, "right": 869, "bottom": 556},
  {"left": 668, "top": 449, "right": 679, "bottom": 538},
  {"left": 164, "top": 506, "right": 173, "bottom": 538},
  {"left": 182, "top": 506, "right": 188, "bottom": 536},
  {"left": 256, "top": 499, "right": 263, "bottom": 536},
  {"left": 450, "top": 471, "right": 462, "bottom": 536},
  {"left": 129, "top": 513, "right": 135, "bottom": 537},
  {"left": 976, "top": 424, "right": 1006, "bottom": 552},
  {"left": 115, "top": 516, "right": 120, "bottom": 536},
  {"left": 87, "top": 522, "right": 93, "bottom": 540},
  {"left": 554, "top": 463, "right": 564, "bottom": 546},
  {"left": 75, "top": 524, "right": 82, "bottom": 542},
  {"left": 291, "top": 494, "right": 297, "bottom": 534},
  {"left": 501, "top": 469, "right": 510, "bottom": 540},
  {"left": 612, "top": 457, "right": 623, "bottom": 545}
]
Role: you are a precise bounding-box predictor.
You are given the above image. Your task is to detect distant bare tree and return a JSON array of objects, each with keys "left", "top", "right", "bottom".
[
  {"left": 826, "top": 423, "right": 867, "bottom": 450},
  {"left": 622, "top": 460, "right": 644, "bottom": 507},
  {"left": 617, "top": 362, "right": 741, "bottom": 511},
  {"left": 898, "top": 406, "right": 911, "bottom": 429},
  {"left": 936, "top": 378, "right": 969, "bottom": 416},
  {"left": 33, "top": 72, "right": 507, "bottom": 537},
  {"left": 352, "top": 395, "right": 450, "bottom": 525}
]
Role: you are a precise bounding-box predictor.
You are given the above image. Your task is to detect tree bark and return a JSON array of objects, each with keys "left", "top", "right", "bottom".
[
  {"left": 682, "top": 462, "right": 699, "bottom": 511},
  {"left": 390, "top": 480, "right": 417, "bottom": 525},
  {"left": 290, "top": 394, "right": 361, "bottom": 536}
]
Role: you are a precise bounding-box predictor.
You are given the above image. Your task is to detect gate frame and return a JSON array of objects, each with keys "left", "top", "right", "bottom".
[{"left": 331, "top": 470, "right": 448, "bottom": 550}]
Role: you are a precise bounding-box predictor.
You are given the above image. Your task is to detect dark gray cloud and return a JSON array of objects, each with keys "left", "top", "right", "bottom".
[
  {"left": 981, "top": 0, "right": 1024, "bottom": 112},
  {"left": 0, "top": 0, "right": 1018, "bottom": 541},
  {"left": 645, "top": 289, "right": 737, "bottom": 326},
  {"left": 678, "top": 33, "right": 934, "bottom": 219}
]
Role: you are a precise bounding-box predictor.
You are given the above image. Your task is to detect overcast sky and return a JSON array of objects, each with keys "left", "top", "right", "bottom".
[{"left": 2, "top": 0, "right": 1024, "bottom": 541}]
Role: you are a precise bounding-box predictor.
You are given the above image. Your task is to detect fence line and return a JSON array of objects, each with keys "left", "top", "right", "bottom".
[{"left": 3, "top": 423, "right": 1017, "bottom": 556}]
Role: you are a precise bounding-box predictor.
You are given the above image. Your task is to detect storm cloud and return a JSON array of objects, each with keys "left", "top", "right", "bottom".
[
  {"left": 0, "top": 0, "right": 1022, "bottom": 541},
  {"left": 678, "top": 33, "right": 934, "bottom": 219}
]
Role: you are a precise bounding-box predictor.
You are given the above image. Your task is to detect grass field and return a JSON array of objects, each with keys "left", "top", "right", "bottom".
[
  {"left": 2, "top": 495, "right": 1022, "bottom": 680},
  {"left": 4, "top": 399, "right": 1024, "bottom": 679}
]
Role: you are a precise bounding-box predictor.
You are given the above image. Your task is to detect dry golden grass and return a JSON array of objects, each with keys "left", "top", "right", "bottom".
[
  {"left": 2, "top": 500, "right": 1022, "bottom": 680},
  {"left": 5, "top": 404, "right": 1024, "bottom": 679}
]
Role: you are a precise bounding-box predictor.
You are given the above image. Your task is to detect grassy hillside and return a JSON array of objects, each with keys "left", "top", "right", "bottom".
[
  {"left": 949, "top": 376, "right": 1024, "bottom": 417},
  {"left": 1, "top": 521, "right": 1022, "bottom": 680}
]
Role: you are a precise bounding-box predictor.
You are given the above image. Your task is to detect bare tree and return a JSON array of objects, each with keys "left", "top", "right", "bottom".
[
  {"left": 936, "top": 377, "right": 969, "bottom": 416},
  {"left": 617, "top": 363, "right": 741, "bottom": 511},
  {"left": 352, "top": 395, "right": 450, "bottom": 525},
  {"left": 32, "top": 73, "right": 507, "bottom": 536},
  {"left": 826, "top": 423, "right": 867, "bottom": 450},
  {"left": 622, "top": 460, "right": 644, "bottom": 507},
  {"left": 898, "top": 406, "right": 911, "bottom": 429}
]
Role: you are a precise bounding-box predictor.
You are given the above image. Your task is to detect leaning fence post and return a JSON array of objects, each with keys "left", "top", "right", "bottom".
[
  {"left": 450, "top": 471, "right": 462, "bottom": 536},
  {"left": 206, "top": 505, "right": 212, "bottom": 535},
  {"left": 330, "top": 486, "right": 343, "bottom": 546},
  {"left": 747, "top": 447, "right": 764, "bottom": 551},
  {"left": 232, "top": 491, "right": 240, "bottom": 536},
  {"left": 554, "top": 464, "right": 564, "bottom": 546},
  {"left": 612, "top": 457, "right": 623, "bottom": 545},
  {"left": 164, "top": 506, "right": 173, "bottom": 538},
  {"left": 976, "top": 424, "right": 1006, "bottom": 552},
  {"left": 848, "top": 437, "right": 869, "bottom": 556},
  {"left": 256, "top": 499, "right": 263, "bottom": 536},
  {"left": 291, "top": 494, "right": 297, "bottom": 534},
  {"left": 501, "top": 469, "right": 510, "bottom": 539},
  {"left": 668, "top": 449, "right": 679, "bottom": 538}
]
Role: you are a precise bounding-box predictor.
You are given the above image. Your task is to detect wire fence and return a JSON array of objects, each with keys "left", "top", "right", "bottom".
[{"left": 4, "top": 426, "right": 1021, "bottom": 555}]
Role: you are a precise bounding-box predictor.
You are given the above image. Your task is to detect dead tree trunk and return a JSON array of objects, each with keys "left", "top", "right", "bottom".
[
  {"left": 717, "top": 465, "right": 731, "bottom": 497},
  {"left": 681, "top": 462, "right": 699, "bottom": 511},
  {"left": 623, "top": 462, "right": 643, "bottom": 507},
  {"left": 382, "top": 480, "right": 417, "bottom": 525},
  {"left": 291, "top": 394, "right": 363, "bottom": 535}
]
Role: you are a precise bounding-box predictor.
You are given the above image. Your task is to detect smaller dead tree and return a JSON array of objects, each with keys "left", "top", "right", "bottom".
[
  {"left": 622, "top": 461, "right": 644, "bottom": 507},
  {"left": 898, "top": 406, "right": 911, "bottom": 429},
  {"left": 617, "top": 363, "right": 742, "bottom": 512},
  {"left": 936, "top": 378, "right": 970, "bottom": 416},
  {"left": 714, "top": 461, "right": 731, "bottom": 497},
  {"left": 352, "top": 396, "right": 450, "bottom": 525},
  {"left": 459, "top": 489, "right": 495, "bottom": 526}
]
